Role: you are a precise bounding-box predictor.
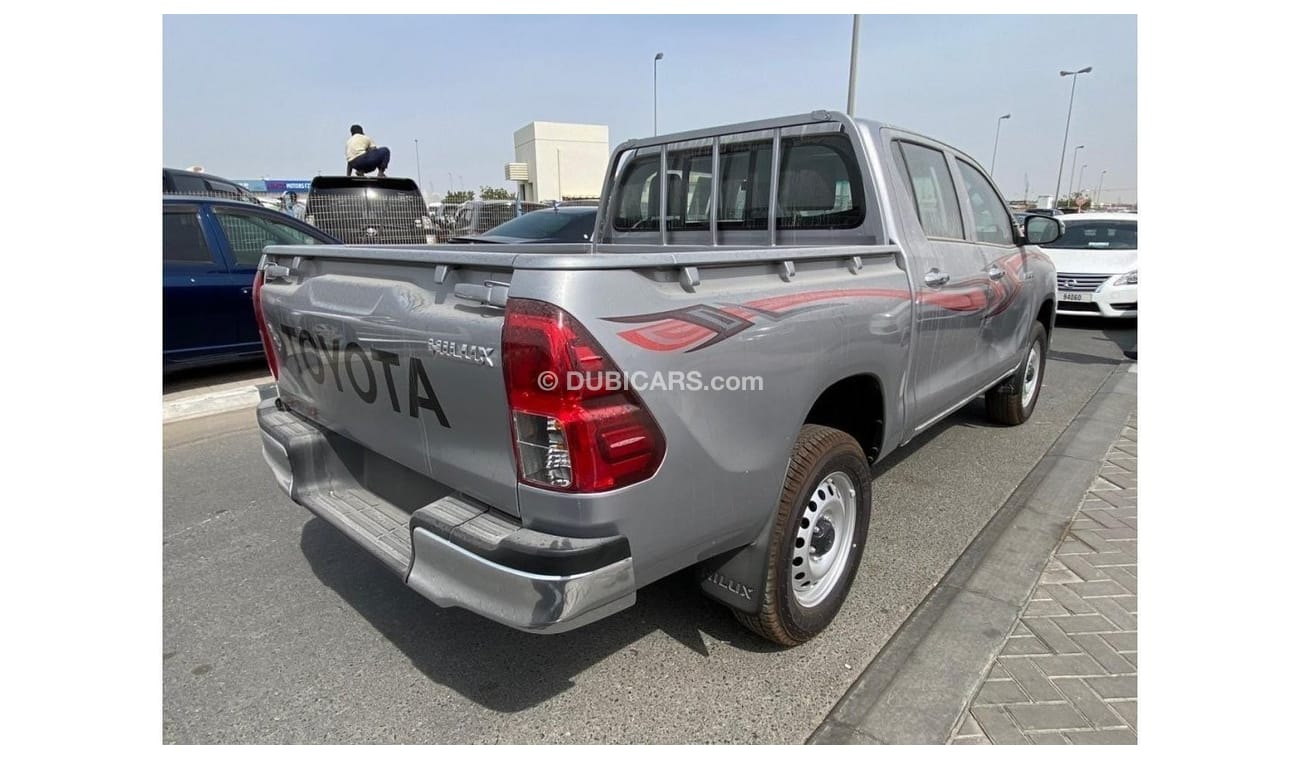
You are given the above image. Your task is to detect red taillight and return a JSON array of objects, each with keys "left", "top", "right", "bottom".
[
  {"left": 251, "top": 270, "right": 279, "bottom": 380},
  {"left": 503, "top": 298, "right": 665, "bottom": 493}
]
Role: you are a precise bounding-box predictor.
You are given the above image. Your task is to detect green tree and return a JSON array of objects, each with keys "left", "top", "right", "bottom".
[
  {"left": 1056, "top": 192, "right": 1091, "bottom": 211},
  {"left": 443, "top": 190, "right": 475, "bottom": 204},
  {"left": 479, "top": 186, "right": 514, "bottom": 200}
]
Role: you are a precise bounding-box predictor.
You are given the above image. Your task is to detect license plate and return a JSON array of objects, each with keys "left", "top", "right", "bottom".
[{"left": 1060, "top": 291, "right": 1093, "bottom": 302}]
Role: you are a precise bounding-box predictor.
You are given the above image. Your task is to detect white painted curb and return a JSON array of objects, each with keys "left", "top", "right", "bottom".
[{"left": 163, "top": 380, "right": 273, "bottom": 423}]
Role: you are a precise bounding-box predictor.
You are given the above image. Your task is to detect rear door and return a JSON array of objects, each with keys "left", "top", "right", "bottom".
[
  {"left": 888, "top": 138, "right": 993, "bottom": 428},
  {"left": 209, "top": 205, "right": 332, "bottom": 344},
  {"left": 259, "top": 254, "right": 521, "bottom": 514},
  {"left": 163, "top": 204, "right": 239, "bottom": 358}
]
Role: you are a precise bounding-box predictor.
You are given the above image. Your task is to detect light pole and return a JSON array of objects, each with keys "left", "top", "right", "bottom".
[
  {"left": 847, "top": 15, "right": 861, "bottom": 115},
  {"left": 1075, "top": 163, "right": 1088, "bottom": 197},
  {"left": 1053, "top": 66, "right": 1093, "bottom": 207},
  {"left": 1095, "top": 169, "right": 1108, "bottom": 206},
  {"left": 990, "top": 113, "right": 1011, "bottom": 175},
  {"left": 447, "top": 171, "right": 453, "bottom": 193},
  {"left": 1066, "top": 144, "right": 1084, "bottom": 203},
  {"left": 413, "top": 138, "right": 423, "bottom": 194},
  {"left": 653, "top": 52, "right": 664, "bottom": 135}
]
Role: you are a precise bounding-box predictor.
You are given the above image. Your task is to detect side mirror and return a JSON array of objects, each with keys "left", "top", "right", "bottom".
[{"left": 1023, "top": 214, "right": 1064, "bottom": 245}]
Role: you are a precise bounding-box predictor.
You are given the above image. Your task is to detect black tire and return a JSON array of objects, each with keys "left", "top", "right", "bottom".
[
  {"left": 734, "top": 424, "right": 871, "bottom": 646},
  {"left": 986, "top": 322, "right": 1048, "bottom": 426}
]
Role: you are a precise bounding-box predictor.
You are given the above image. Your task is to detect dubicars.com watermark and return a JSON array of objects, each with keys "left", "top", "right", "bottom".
[{"left": 537, "top": 370, "right": 764, "bottom": 393}]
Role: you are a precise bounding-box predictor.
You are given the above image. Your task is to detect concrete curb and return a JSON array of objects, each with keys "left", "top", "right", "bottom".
[
  {"left": 808, "top": 362, "right": 1138, "bottom": 745},
  {"left": 162, "top": 379, "right": 273, "bottom": 423}
]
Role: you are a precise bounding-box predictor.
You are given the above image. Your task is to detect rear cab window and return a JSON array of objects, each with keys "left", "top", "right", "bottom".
[
  {"left": 307, "top": 177, "right": 425, "bottom": 219},
  {"left": 608, "top": 123, "right": 881, "bottom": 245}
]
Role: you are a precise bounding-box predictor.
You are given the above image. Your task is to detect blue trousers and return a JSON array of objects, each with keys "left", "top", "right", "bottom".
[{"left": 349, "top": 146, "right": 391, "bottom": 174}]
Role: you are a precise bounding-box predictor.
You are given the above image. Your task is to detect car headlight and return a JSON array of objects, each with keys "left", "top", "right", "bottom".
[{"left": 1114, "top": 269, "right": 1137, "bottom": 286}]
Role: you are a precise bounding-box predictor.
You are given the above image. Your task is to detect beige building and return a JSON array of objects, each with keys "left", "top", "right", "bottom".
[{"left": 511, "top": 121, "right": 609, "bottom": 202}]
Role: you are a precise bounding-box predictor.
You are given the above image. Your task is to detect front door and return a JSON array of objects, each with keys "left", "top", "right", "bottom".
[{"left": 952, "top": 157, "right": 1031, "bottom": 384}]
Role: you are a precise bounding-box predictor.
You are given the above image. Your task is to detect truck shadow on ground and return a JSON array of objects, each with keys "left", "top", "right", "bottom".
[
  {"left": 1053, "top": 316, "right": 1137, "bottom": 364},
  {"left": 299, "top": 518, "right": 784, "bottom": 713}
]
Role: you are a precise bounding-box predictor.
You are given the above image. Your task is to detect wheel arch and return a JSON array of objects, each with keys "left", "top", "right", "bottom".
[{"left": 802, "top": 372, "right": 886, "bottom": 464}]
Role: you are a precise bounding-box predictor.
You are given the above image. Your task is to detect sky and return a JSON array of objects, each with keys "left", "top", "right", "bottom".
[{"left": 163, "top": 14, "right": 1136, "bottom": 203}]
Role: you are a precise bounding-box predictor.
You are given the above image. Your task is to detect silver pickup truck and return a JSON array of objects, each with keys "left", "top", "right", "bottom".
[{"left": 253, "top": 111, "right": 1063, "bottom": 646}]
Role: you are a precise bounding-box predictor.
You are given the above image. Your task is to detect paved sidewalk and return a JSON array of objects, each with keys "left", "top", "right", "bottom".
[{"left": 952, "top": 412, "right": 1137, "bottom": 745}]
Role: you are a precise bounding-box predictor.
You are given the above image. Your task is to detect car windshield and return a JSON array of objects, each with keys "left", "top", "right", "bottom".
[
  {"left": 1043, "top": 220, "right": 1137, "bottom": 250},
  {"left": 480, "top": 209, "right": 595, "bottom": 241}
]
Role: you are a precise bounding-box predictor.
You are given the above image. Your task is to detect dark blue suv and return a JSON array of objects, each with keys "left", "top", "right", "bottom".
[{"left": 163, "top": 195, "right": 338, "bottom": 371}]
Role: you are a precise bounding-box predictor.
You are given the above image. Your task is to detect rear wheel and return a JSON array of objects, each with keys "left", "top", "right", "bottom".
[
  {"left": 734, "top": 425, "right": 871, "bottom": 646},
  {"left": 986, "top": 322, "right": 1048, "bottom": 425}
]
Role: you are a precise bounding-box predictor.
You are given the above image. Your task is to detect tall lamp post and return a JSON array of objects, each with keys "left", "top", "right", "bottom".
[
  {"left": 1095, "top": 169, "right": 1108, "bottom": 206},
  {"left": 1075, "top": 163, "right": 1088, "bottom": 198},
  {"left": 413, "top": 138, "right": 424, "bottom": 195},
  {"left": 847, "top": 15, "right": 861, "bottom": 115},
  {"left": 1053, "top": 66, "right": 1093, "bottom": 206},
  {"left": 1066, "top": 144, "right": 1085, "bottom": 204},
  {"left": 990, "top": 113, "right": 1011, "bottom": 175},
  {"left": 653, "top": 52, "right": 664, "bottom": 135}
]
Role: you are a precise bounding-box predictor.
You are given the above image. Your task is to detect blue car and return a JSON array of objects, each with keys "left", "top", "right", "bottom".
[{"left": 163, "top": 195, "right": 338, "bottom": 371}]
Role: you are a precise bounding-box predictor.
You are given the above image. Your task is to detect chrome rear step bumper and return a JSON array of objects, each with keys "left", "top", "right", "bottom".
[{"left": 257, "top": 397, "right": 637, "bottom": 633}]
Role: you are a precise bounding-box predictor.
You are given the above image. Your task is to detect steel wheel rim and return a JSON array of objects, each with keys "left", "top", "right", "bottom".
[
  {"left": 792, "top": 471, "right": 857, "bottom": 608},
  {"left": 1022, "top": 344, "right": 1041, "bottom": 408}
]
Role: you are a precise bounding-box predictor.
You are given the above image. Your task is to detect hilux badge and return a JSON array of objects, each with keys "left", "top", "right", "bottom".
[{"left": 428, "top": 338, "right": 495, "bottom": 367}]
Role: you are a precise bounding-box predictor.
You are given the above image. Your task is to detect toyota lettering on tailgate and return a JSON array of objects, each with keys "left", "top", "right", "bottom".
[{"left": 276, "top": 324, "right": 450, "bottom": 427}]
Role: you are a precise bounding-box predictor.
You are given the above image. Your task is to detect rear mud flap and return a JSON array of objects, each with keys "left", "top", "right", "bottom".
[{"left": 695, "top": 508, "right": 779, "bottom": 615}]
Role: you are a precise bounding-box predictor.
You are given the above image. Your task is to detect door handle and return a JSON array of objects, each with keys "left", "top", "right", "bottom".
[
  {"left": 987, "top": 266, "right": 1006, "bottom": 281},
  {"left": 923, "top": 268, "right": 950, "bottom": 288}
]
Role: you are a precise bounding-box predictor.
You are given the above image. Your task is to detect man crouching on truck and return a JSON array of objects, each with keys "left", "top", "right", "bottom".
[{"left": 345, "top": 124, "right": 390, "bottom": 177}]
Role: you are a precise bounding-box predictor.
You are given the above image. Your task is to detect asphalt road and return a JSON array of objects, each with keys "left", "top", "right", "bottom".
[{"left": 163, "top": 317, "right": 1136, "bottom": 744}]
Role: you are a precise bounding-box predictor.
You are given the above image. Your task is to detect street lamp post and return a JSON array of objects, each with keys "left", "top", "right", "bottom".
[
  {"left": 653, "top": 53, "right": 664, "bottom": 135},
  {"left": 1066, "top": 144, "right": 1084, "bottom": 203},
  {"left": 447, "top": 171, "right": 453, "bottom": 192},
  {"left": 1053, "top": 66, "right": 1093, "bottom": 207},
  {"left": 991, "top": 113, "right": 1011, "bottom": 175},
  {"left": 414, "top": 138, "right": 423, "bottom": 194},
  {"left": 847, "top": 15, "right": 861, "bottom": 115},
  {"left": 1076, "top": 163, "right": 1088, "bottom": 197},
  {"left": 1095, "top": 169, "right": 1108, "bottom": 206}
]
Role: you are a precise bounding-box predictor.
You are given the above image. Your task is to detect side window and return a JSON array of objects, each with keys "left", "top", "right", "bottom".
[
  {"left": 215, "top": 210, "right": 321, "bottom": 267},
  {"left": 893, "top": 142, "right": 964, "bottom": 240},
  {"left": 776, "top": 134, "right": 864, "bottom": 230},
  {"left": 163, "top": 209, "right": 216, "bottom": 264},
  {"left": 956, "top": 160, "right": 1014, "bottom": 245}
]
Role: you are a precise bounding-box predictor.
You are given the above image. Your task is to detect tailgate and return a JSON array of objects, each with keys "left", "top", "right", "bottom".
[{"left": 259, "top": 250, "right": 519, "bottom": 515}]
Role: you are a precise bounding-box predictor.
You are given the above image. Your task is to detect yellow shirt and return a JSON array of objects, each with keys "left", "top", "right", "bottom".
[{"left": 346, "top": 134, "right": 376, "bottom": 162}]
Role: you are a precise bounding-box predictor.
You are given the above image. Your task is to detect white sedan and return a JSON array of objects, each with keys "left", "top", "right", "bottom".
[{"left": 1040, "top": 212, "right": 1138, "bottom": 318}]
